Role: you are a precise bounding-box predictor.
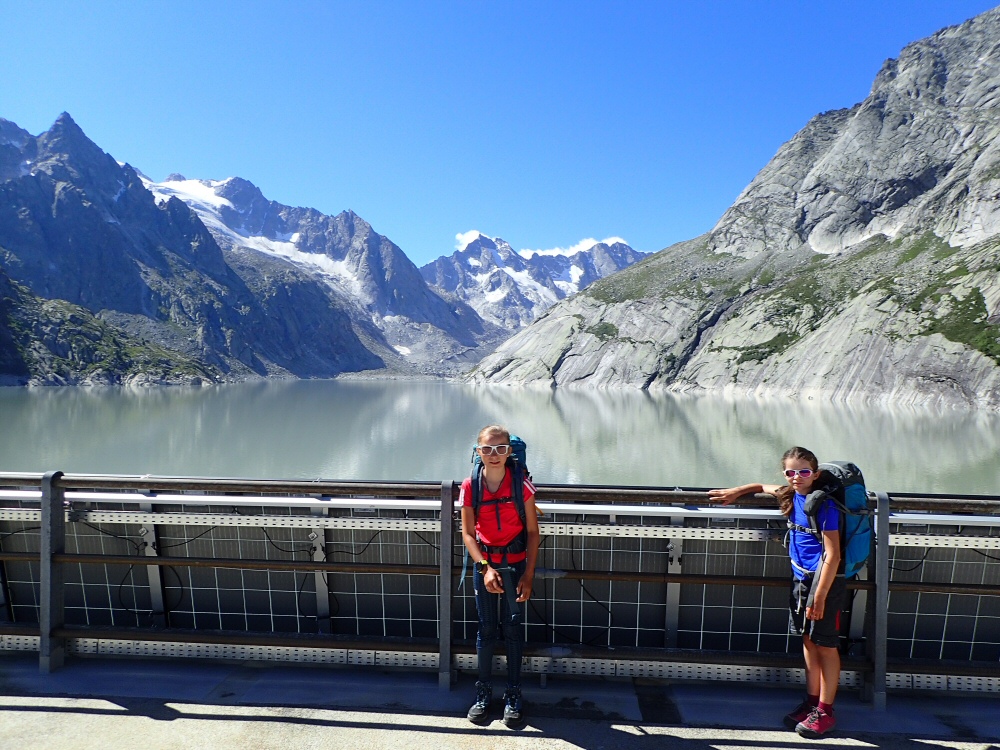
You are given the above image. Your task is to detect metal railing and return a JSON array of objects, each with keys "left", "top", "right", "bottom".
[{"left": 1, "top": 471, "right": 998, "bottom": 710}]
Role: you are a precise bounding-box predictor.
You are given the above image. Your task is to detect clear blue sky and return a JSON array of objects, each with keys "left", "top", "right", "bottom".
[{"left": 2, "top": 1, "right": 997, "bottom": 265}]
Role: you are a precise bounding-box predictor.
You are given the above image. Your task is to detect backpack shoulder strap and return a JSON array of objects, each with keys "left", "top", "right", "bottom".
[
  {"left": 510, "top": 459, "right": 527, "bottom": 525},
  {"left": 803, "top": 483, "right": 849, "bottom": 575},
  {"left": 470, "top": 462, "right": 484, "bottom": 516}
]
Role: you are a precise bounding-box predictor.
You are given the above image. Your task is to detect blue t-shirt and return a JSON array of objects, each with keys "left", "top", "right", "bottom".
[{"left": 788, "top": 491, "right": 839, "bottom": 579}]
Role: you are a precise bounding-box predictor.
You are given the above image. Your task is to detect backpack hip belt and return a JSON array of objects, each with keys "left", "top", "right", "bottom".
[{"left": 479, "top": 537, "right": 527, "bottom": 558}]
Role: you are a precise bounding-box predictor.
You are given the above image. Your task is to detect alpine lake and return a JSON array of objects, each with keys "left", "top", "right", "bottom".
[{"left": 1, "top": 379, "right": 998, "bottom": 496}]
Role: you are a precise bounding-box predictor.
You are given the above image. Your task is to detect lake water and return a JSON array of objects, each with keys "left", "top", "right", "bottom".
[{"left": 1, "top": 380, "right": 998, "bottom": 495}]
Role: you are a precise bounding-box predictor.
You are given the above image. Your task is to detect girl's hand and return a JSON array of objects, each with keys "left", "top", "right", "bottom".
[
  {"left": 708, "top": 484, "right": 777, "bottom": 505},
  {"left": 806, "top": 594, "right": 826, "bottom": 621},
  {"left": 484, "top": 566, "right": 503, "bottom": 594},
  {"left": 516, "top": 574, "right": 533, "bottom": 602},
  {"left": 707, "top": 487, "right": 744, "bottom": 506}
]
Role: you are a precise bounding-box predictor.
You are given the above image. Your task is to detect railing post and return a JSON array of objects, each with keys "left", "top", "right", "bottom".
[
  {"left": 855, "top": 493, "right": 876, "bottom": 701},
  {"left": 438, "top": 480, "right": 455, "bottom": 691},
  {"left": 312, "top": 505, "right": 332, "bottom": 634},
  {"left": 139, "top": 502, "right": 168, "bottom": 628},
  {"left": 39, "top": 471, "right": 66, "bottom": 673},
  {"left": 872, "top": 491, "right": 891, "bottom": 711},
  {"left": 664, "top": 519, "right": 683, "bottom": 648}
]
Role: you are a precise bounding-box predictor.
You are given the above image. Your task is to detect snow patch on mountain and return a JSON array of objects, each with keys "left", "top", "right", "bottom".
[{"left": 144, "top": 176, "right": 369, "bottom": 303}]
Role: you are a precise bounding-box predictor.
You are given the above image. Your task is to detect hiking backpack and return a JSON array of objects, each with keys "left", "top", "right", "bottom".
[
  {"left": 469, "top": 434, "right": 530, "bottom": 536},
  {"left": 799, "top": 461, "right": 873, "bottom": 578}
]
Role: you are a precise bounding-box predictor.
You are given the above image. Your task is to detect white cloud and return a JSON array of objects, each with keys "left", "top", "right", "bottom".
[
  {"left": 455, "top": 230, "right": 484, "bottom": 251},
  {"left": 518, "top": 236, "right": 628, "bottom": 259}
]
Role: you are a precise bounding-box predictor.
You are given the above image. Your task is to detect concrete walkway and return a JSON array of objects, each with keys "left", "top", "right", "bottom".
[{"left": 1, "top": 653, "right": 998, "bottom": 750}]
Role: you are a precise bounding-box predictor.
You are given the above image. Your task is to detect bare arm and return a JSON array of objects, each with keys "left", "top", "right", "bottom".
[
  {"left": 461, "top": 505, "right": 503, "bottom": 593},
  {"left": 707, "top": 483, "right": 783, "bottom": 505},
  {"left": 517, "top": 492, "right": 541, "bottom": 603},
  {"left": 806, "top": 529, "right": 841, "bottom": 621}
]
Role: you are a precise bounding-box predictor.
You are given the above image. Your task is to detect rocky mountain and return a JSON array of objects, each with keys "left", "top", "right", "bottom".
[
  {"left": 144, "top": 176, "right": 505, "bottom": 369},
  {"left": 420, "top": 232, "right": 645, "bottom": 328},
  {"left": 467, "top": 8, "right": 1000, "bottom": 409},
  {"left": 0, "top": 114, "right": 502, "bottom": 385}
]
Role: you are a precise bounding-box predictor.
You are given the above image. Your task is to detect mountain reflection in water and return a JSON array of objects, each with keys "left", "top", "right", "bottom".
[{"left": 0, "top": 380, "right": 997, "bottom": 495}]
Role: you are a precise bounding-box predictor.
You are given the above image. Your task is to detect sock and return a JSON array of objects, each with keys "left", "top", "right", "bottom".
[
  {"left": 807, "top": 694, "right": 819, "bottom": 706},
  {"left": 818, "top": 701, "right": 834, "bottom": 714}
]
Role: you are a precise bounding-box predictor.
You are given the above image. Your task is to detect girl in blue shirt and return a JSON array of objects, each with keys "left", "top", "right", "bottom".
[{"left": 710, "top": 446, "right": 844, "bottom": 739}]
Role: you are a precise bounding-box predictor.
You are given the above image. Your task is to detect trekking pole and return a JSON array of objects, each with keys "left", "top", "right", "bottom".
[{"left": 494, "top": 564, "right": 522, "bottom": 626}]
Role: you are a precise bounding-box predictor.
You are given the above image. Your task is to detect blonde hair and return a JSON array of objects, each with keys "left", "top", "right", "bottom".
[{"left": 477, "top": 424, "right": 510, "bottom": 445}]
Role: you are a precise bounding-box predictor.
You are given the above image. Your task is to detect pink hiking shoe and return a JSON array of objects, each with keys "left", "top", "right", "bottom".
[
  {"left": 783, "top": 699, "right": 815, "bottom": 729},
  {"left": 796, "top": 706, "right": 836, "bottom": 738}
]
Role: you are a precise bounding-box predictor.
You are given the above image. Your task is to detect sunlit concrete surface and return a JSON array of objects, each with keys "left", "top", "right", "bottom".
[{"left": 1, "top": 654, "right": 998, "bottom": 750}]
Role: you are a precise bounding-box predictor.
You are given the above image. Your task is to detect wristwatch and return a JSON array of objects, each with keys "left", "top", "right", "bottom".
[{"left": 476, "top": 559, "right": 490, "bottom": 574}]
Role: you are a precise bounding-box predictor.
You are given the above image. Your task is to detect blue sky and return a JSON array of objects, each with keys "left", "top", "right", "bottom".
[{"left": 2, "top": 1, "right": 997, "bottom": 265}]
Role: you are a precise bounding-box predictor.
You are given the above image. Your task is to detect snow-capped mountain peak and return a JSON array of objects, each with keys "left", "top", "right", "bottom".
[
  {"left": 518, "top": 236, "right": 629, "bottom": 259},
  {"left": 421, "top": 233, "right": 646, "bottom": 329}
]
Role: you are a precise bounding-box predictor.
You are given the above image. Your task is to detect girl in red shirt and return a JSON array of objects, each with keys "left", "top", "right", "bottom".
[{"left": 460, "top": 424, "right": 540, "bottom": 728}]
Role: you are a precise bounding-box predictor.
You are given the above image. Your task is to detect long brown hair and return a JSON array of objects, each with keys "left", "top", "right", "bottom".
[{"left": 775, "top": 446, "right": 819, "bottom": 517}]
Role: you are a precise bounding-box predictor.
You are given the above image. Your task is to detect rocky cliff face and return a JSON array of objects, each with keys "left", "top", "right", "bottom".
[
  {"left": 420, "top": 233, "right": 645, "bottom": 329},
  {"left": 146, "top": 176, "right": 506, "bottom": 371},
  {"left": 468, "top": 8, "right": 1000, "bottom": 409},
  {"left": 0, "top": 114, "right": 393, "bottom": 384}
]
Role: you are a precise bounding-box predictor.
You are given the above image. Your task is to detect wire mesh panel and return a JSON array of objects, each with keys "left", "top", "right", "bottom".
[
  {"left": 678, "top": 517, "right": 794, "bottom": 653},
  {"left": 326, "top": 522, "right": 440, "bottom": 639},
  {"left": 887, "top": 522, "right": 1000, "bottom": 661},
  {"left": 157, "top": 509, "right": 316, "bottom": 633},
  {"left": 65, "top": 512, "right": 151, "bottom": 628},
  {"left": 0, "top": 520, "right": 40, "bottom": 623},
  {"left": 533, "top": 521, "right": 671, "bottom": 649}
]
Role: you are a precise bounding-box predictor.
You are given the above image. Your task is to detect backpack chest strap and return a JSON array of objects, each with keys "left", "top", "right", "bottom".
[{"left": 787, "top": 520, "right": 816, "bottom": 536}]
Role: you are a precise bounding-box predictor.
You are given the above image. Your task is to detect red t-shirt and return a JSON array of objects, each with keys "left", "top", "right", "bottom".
[{"left": 461, "top": 468, "right": 536, "bottom": 563}]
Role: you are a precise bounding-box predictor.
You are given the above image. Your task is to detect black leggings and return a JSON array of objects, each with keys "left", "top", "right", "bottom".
[{"left": 473, "top": 559, "right": 525, "bottom": 688}]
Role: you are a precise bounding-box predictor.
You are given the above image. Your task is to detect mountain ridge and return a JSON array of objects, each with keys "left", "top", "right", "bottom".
[{"left": 466, "top": 7, "right": 1000, "bottom": 409}]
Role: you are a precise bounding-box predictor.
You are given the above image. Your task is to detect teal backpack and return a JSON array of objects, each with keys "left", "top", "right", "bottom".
[{"left": 801, "top": 461, "right": 873, "bottom": 578}]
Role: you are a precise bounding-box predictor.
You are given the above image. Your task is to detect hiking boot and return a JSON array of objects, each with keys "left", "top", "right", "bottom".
[
  {"left": 467, "top": 681, "right": 492, "bottom": 724},
  {"left": 783, "top": 699, "right": 815, "bottom": 729},
  {"left": 796, "top": 706, "right": 836, "bottom": 738},
  {"left": 502, "top": 685, "right": 524, "bottom": 728}
]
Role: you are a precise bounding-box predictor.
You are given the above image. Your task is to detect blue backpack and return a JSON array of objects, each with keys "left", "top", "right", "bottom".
[{"left": 801, "top": 461, "right": 873, "bottom": 578}]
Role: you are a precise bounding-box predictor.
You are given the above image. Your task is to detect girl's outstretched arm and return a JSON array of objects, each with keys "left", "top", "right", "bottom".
[{"left": 708, "top": 483, "right": 782, "bottom": 505}]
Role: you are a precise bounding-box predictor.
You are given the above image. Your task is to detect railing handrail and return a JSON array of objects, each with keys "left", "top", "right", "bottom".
[{"left": 3, "top": 472, "right": 1000, "bottom": 513}]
